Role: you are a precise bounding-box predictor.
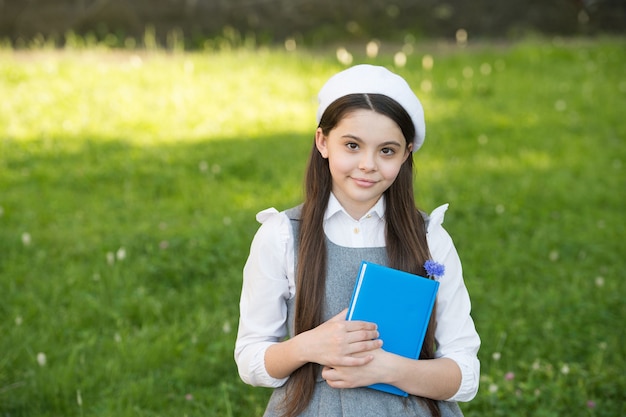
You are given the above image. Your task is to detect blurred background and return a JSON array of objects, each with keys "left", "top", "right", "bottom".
[{"left": 2, "top": 0, "right": 625, "bottom": 48}]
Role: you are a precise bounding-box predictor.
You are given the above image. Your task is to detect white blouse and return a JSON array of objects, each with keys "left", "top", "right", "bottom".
[{"left": 235, "top": 194, "right": 481, "bottom": 402}]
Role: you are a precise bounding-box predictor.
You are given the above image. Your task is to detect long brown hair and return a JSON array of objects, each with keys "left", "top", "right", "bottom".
[{"left": 282, "top": 94, "right": 440, "bottom": 417}]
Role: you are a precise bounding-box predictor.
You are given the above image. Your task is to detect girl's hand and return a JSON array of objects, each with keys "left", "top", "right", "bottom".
[
  {"left": 302, "top": 308, "right": 382, "bottom": 368},
  {"left": 321, "top": 348, "right": 389, "bottom": 389}
]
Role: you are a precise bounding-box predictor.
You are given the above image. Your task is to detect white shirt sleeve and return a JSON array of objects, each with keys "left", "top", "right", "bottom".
[
  {"left": 234, "top": 208, "right": 294, "bottom": 387},
  {"left": 427, "top": 204, "right": 481, "bottom": 402}
]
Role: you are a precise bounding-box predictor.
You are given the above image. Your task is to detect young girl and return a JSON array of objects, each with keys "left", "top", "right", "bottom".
[{"left": 235, "top": 64, "right": 480, "bottom": 417}]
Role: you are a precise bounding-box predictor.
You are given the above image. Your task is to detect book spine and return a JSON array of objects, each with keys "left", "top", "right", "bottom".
[{"left": 346, "top": 262, "right": 368, "bottom": 321}]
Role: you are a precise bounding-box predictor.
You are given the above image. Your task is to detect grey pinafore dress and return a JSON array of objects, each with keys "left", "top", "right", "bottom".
[{"left": 263, "top": 206, "right": 464, "bottom": 417}]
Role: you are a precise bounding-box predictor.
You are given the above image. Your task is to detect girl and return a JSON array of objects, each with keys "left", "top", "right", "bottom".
[{"left": 235, "top": 64, "right": 480, "bottom": 417}]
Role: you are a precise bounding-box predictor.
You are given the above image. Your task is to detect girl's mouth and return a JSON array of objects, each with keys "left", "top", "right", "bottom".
[{"left": 352, "top": 177, "right": 377, "bottom": 187}]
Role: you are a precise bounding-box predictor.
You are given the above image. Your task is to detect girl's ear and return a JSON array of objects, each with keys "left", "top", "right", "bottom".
[{"left": 315, "top": 128, "right": 329, "bottom": 159}]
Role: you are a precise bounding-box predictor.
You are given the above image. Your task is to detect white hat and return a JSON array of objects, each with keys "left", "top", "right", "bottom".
[{"left": 317, "top": 64, "right": 426, "bottom": 151}]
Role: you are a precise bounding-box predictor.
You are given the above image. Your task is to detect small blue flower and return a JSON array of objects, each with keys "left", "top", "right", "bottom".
[{"left": 424, "top": 259, "right": 445, "bottom": 279}]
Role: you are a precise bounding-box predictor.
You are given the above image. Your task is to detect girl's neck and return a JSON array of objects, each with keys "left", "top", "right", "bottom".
[{"left": 332, "top": 192, "right": 383, "bottom": 221}]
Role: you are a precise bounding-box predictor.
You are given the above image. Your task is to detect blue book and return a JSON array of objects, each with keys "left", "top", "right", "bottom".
[{"left": 346, "top": 261, "right": 440, "bottom": 397}]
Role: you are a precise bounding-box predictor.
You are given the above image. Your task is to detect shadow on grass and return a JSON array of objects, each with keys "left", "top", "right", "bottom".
[{"left": 1, "top": 131, "right": 313, "bottom": 416}]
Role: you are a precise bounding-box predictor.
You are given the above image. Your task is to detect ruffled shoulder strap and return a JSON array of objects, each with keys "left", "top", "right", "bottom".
[
  {"left": 426, "top": 203, "right": 449, "bottom": 233},
  {"left": 283, "top": 204, "right": 303, "bottom": 257}
]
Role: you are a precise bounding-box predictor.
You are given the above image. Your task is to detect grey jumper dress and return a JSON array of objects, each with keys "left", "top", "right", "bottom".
[{"left": 263, "top": 206, "right": 464, "bottom": 417}]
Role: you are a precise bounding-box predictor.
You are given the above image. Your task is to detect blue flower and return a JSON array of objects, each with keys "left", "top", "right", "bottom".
[{"left": 424, "top": 260, "right": 445, "bottom": 279}]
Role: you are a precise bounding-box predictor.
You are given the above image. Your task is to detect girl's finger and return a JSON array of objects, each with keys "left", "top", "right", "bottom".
[
  {"left": 347, "top": 329, "right": 380, "bottom": 344},
  {"left": 329, "top": 309, "right": 378, "bottom": 330}
]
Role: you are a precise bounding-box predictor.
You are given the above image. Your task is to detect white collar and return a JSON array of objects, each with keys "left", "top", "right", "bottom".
[{"left": 325, "top": 192, "right": 386, "bottom": 222}]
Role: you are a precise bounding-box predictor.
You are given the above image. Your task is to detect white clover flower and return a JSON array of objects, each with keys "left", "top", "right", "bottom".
[
  {"left": 555, "top": 100, "right": 567, "bottom": 111},
  {"left": 336, "top": 48, "right": 353, "bottom": 66},
  {"left": 284, "top": 38, "right": 296, "bottom": 52},
  {"left": 366, "top": 40, "right": 379, "bottom": 58},
  {"left": 549, "top": 250, "right": 559, "bottom": 261},
  {"left": 21, "top": 232, "right": 32, "bottom": 246},
  {"left": 222, "top": 321, "right": 232, "bottom": 334},
  {"left": 422, "top": 55, "right": 434, "bottom": 71},
  {"left": 394, "top": 52, "right": 407, "bottom": 68},
  {"left": 456, "top": 29, "right": 468, "bottom": 45},
  {"left": 36, "top": 352, "right": 47, "bottom": 366}
]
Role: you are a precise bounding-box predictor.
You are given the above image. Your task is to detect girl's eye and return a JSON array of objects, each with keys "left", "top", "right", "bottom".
[
  {"left": 347, "top": 142, "right": 359, "bottom": 150},
  {"left": 381, "top": 147, "right": 396, "bottom": 155}
]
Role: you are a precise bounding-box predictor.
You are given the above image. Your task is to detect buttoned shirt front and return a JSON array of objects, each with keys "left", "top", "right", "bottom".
[{"left": 235, "top": 194, "right": 480, "bottom": 402}]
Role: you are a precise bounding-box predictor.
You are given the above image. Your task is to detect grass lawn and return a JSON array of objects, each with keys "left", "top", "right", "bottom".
[{"left": 1, "top": 36, "right": 624, "bottom": 416}]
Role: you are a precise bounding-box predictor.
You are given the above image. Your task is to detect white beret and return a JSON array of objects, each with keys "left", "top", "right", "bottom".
[{"left": 316, "top": 64, "right": 426, "bottom": 151}]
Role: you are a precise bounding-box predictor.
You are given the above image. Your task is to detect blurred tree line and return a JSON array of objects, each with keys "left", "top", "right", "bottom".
[{"left": 1, "top": 0, "right": 624, "bottom": 47}]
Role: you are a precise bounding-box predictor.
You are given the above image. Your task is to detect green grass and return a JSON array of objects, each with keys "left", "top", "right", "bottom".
[{"left": 1, "top": 37, "right": 625, "bottom": 416}]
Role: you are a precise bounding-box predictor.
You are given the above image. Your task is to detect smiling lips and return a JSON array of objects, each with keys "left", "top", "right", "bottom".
[{"left": 352, "top": 177, "right": 378, "bottom": 187}]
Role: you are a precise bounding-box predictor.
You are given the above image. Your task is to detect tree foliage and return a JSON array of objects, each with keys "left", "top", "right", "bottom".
[{"left": 1, "top": 0, "right": 624, "bottom": 46}]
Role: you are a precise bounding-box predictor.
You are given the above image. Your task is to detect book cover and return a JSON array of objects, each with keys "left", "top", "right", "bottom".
[{"left": 346, "top": 261, "right": 440, "bottom": 397}]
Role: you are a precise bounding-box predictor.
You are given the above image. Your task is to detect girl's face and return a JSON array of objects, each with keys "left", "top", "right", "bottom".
[{"left": 315, "top": 109, "right": 412, "bottom": 219}]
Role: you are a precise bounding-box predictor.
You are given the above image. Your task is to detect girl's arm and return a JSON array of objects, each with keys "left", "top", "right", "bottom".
[
  {"left": 386, "top": 356, "right": 461, "bottom": 399},
  {"left": 265, "top": 309, "right": 382, "bottom": 379},
  {"left": 321, "top": 350, "right": 461, "bottom": 400},
  {"left": 324, "top": 205, "right": 480, "bottom": 401}
]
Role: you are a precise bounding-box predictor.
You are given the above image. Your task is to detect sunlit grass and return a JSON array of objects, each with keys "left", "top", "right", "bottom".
[
  {"left": 1, "top": 37, "right": 625, "bottom": 416},
  {"left": 1, "top": 49, "right": 323, "bottom": 145}
]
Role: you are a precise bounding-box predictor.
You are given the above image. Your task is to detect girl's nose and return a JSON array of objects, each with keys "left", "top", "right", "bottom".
[{"left": 359, "top": 153, "right": 377, "bottom": 172}]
